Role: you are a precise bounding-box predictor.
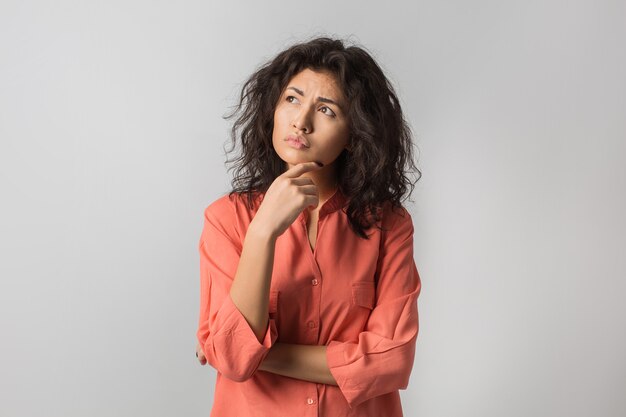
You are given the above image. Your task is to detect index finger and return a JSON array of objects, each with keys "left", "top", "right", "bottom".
[{"left": 282, "top": 161, "right": 324, "bottom": 178}]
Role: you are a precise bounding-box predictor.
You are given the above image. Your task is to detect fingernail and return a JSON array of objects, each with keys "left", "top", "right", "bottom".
[{"left": 315, "top": 161, "right": 324, "bottom": 167}]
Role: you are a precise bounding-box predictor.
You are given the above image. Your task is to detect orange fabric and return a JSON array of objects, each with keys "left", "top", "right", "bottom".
[{"left": 196, "top": 187, "right": 421, "bottom": 416}]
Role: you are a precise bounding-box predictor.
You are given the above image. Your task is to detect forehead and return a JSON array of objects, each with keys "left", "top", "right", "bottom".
[{"left": 285, "top": 68, "right": 345, "bottom": 98}]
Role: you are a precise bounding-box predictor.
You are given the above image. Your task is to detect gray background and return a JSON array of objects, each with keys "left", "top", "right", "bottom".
[{"left": 1, "top": 1, "right": 625, "bottom": 416}]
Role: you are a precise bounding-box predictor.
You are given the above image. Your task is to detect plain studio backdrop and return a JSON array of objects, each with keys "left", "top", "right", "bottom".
[{"left": 1, "top": 1, "right": 625, "bottom": 416}]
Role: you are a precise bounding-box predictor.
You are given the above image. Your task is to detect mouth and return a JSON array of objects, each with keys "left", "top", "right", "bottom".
[{"left": 285, "top": 135, "right": 309, "bottom": 148}]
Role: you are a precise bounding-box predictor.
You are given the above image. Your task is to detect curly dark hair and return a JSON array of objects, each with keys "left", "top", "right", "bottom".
[{"left": 221, "top": 35, "right": 421, "bottom": 239}]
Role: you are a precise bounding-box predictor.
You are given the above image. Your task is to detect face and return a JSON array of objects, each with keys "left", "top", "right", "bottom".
[{"left": 272, "top": 68, "right": 350, "bottom": 171}]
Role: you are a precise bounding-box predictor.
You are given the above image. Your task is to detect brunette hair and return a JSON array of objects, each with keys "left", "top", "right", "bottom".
[{"left": 222, "top": 35, "right": 421, "bottom": 239}]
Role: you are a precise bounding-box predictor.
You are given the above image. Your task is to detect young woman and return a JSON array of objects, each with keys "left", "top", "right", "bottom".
[{"left": 195, "top": 36, "right": 422, "bottom": 416}]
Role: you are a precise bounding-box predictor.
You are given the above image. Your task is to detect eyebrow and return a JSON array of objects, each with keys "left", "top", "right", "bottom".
[{"left": 286, "top": 86, "right": 344, "bottom": 113}]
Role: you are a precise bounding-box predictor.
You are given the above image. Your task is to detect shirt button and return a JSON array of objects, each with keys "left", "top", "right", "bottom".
[
  {"left": 307, "top": 397, "right": 315, "bottom": 405},
  {"left": 311, "top": 278, "right": 318, "bottom": 286},
  {"left": 307, "top": 321, "right": 316, "bottom": 328}
]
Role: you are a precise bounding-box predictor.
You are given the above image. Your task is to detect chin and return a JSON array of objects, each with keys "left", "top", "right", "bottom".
[{"left": 277, "top": 151, "right": 314, "bottom": 164}]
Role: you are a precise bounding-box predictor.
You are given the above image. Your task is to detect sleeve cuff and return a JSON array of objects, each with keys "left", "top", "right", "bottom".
[
  {"left": 219, "top": 291, "right": 278, "bottom": 349},
  {"left": 326, "top": 340, "right": 347, "bottom": 369},
  {"left": 326, "top": 340, "right": 362, "bottom": 409},
  {"left": 207, "top": 292, "right": 278, "bottom": 381}
]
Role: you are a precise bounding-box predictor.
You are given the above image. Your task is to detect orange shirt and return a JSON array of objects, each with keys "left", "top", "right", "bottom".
[{"left": 196, "top": 186, "right": 421, "bottom": 416}]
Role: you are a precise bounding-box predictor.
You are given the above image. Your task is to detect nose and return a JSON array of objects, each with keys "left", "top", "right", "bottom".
[{"left": 292, "top": 106, "right": 312, "bottom": 133}]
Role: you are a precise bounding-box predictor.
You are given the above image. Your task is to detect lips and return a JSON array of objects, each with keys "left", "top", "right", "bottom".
[{"left": 286, "top": 135, "right": 309, "bottom": 148}]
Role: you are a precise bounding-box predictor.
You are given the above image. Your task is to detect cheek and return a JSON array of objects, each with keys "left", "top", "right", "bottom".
[
  {"left": 329, "top": 125, "right": 349, "bottom": 146},
  {"left": 272, "top": 111, "right": 285, "bottom": 133},
  {"left": 273, "top": 107, "right": 290, "bottom": 126}
]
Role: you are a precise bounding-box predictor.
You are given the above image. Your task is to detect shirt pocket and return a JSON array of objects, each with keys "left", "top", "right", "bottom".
[{"left": 351, "top": 281, "right": 376, "bottom": 310}]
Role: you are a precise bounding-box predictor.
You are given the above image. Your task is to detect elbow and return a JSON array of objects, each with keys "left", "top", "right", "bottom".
[
  {"left": 203, "top": 338, "right": 263, "bottom": 382},
  {"left": 397, "top": 339, "right": 417, "bottom": 390},
  {"left": 219, "top": 365, "right": 258, "bottom": 383},
  {"left": 217, "top": 359, "right": 260, "bottom": 382},
  {"left": 398, "top": 366, "right": 412, "bottom": 390}
]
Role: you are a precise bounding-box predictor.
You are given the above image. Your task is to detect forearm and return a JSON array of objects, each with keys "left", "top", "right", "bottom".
[
  {"left": 229, "top": 220, "right": 277, "bottom": 344},
  {"left": 258, "top": 342, "right": 338, "bottom": 386}
]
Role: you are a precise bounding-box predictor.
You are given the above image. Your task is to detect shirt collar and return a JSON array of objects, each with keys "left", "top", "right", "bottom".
[{"left": 319, "top": 186, "right": 348, "bottom": 218}]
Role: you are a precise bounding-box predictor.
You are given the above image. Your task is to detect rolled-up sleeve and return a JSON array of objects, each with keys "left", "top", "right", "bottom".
[
  {"left": 196, "top": 198, "right": 278, "bottom": 382},
  {"left": 326, "top": 207, "right": 421, "bottom": 409}
]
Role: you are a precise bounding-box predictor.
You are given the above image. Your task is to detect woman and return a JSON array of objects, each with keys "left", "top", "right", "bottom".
[{"left": 195, "top": 36, "right": 422, "bottom": 416}]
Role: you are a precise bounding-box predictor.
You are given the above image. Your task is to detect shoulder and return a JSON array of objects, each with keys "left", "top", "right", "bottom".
[
  {"left": 378, "top": 201, "right": 414, "bottom": 243},
  {"left": 201, "top": 193, "right": 241, "bottom": 244},
  {"left": 201, "top": 191, "right": 262, "bottom": 245},
  {"left": 381, "top": 201, "right": 412, "bottom": 229},
  {"left": 204, "top": 191, "right": 261, "bottom": 218},
  {"left": 204, "top": 192, "right": 237, "bottom": 219}
]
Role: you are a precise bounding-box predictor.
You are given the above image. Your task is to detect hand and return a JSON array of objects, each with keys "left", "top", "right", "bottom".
[
  {"left": 196, "top": 341, "right": 207, "bottom": 365},
  {"left": 252, "top": 161, "right": 324, "bottom": 238}
]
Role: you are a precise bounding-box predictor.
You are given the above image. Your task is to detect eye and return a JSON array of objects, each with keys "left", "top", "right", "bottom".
[
  {"left": 320, "top": 106, "right": 336, "bottom": 117},
  {"left": 286, "top": 95, "right": 298, "bottom": 103}
]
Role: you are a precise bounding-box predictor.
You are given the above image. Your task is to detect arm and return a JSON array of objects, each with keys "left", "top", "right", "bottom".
[
  {"left": 258, "top": 342, "right": 338, "bottom": 386},
  {"left": 257, "top": 209, "right": 420, "bottom": 400},
  {"left": 198, "top": 163, "right": 325, "bottom": 382},
  {"left": 325, "top": 207, "right": 421, "bottom": 409},
  {"left": 196, "top": 199, "right": 279, "bottom": 382},
  {"left": 230, "top": 220, "right": 277, "bottom": 344}
]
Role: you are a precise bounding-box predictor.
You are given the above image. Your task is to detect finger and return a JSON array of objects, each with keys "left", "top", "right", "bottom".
[
  {"left": 303, "top": 194, "right": 320, "bottom": 210},
  {"left": 298, "top": 184, "right": 319, "bottom": 197},
  {"left": 282, "top": 161, "right": 323, "bottom": 178},
  {"left": 289, "top": 177, "right": 315, "bottom": 186},
  {"left": 196, "top": 343, "right": 207, "bottom": 364},
  {"left": 197, "top": 351, "right": 207, "bottom": 364}
]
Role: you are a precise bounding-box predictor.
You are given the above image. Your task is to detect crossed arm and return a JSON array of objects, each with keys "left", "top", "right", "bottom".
[
  {"left": 198, "top": 200, "right": 419, "bottom": 408},
  {"left": 195, "top": 333, "right": 337, "bottom": 386},
  {"left": 258, "top": 342, "right": 338, "bottom": 386}
]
